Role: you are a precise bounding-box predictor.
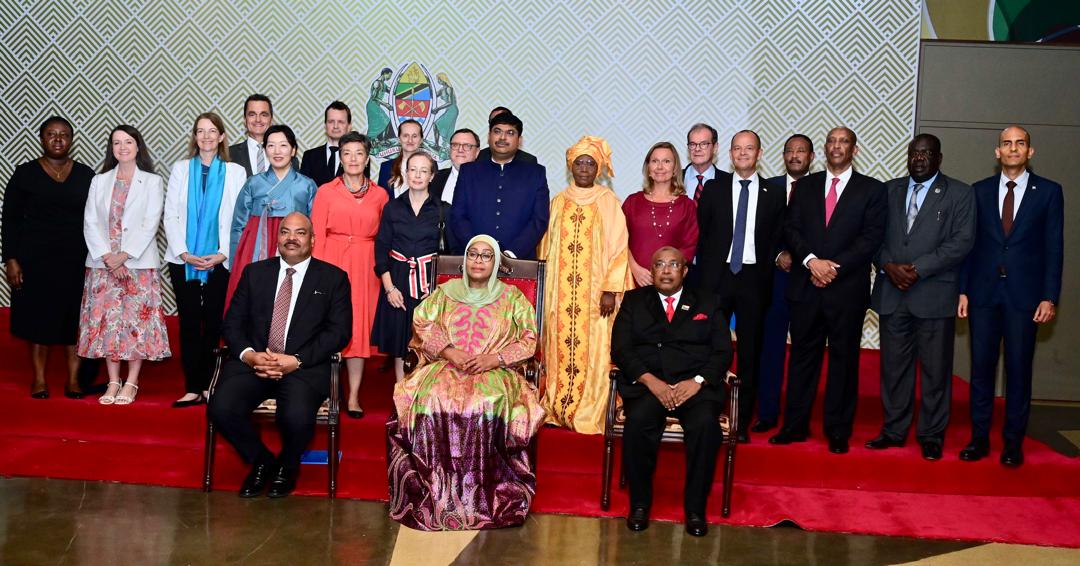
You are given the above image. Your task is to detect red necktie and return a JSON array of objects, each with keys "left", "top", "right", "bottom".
[
  {"left": 824, "top": 177, "right": 840, "bottom": 226},
  {"left": 694, "top": 175, "right": 704, "bottom": 202},
  {"left": 1002, "top": 180, "right": 1016, "bottom": 236},
  {"left": 664, "top": 296, "right": 675, "bottom": 322},
  {"left": 267, "top": 267, "right": 295, "bottom": 353}
]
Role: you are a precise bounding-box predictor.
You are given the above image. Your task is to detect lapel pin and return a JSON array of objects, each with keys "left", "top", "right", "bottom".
[
  {"left": 680, "top": 304, "right": 690, "bottom": 311},
  {"left": 934, "top": 187, "right": 941, "bottom": 194}
]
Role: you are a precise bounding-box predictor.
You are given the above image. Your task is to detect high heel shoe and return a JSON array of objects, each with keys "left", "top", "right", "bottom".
[
  {"left": 114, "top": 382, "right": 139, "bottom": 405},
  {"left": 99, "top": 381, "right": 122, "bottom": 405},
  {"left": 30, "top": 386, "right": 49, "bottom": 399}
]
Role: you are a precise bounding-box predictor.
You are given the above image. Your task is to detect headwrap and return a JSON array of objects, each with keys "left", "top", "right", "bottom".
[
  {"left": 565, "top": 135, "right": 614, "bottom": 180},
  {"left": 441, "top": 234, "right": 506, "bottom": 307}
]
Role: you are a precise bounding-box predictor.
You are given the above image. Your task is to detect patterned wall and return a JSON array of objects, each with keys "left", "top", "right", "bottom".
[{"left": 0, "top": 0, "right": 921, "bottom": 346}]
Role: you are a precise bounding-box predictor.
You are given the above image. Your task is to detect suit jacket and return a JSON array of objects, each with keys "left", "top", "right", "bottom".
[
  {"left": 222, "top": 257, "right": 352, "bottom": 397},
  {"left": 83, "top": 168, "right": 164, "bottom": 269},
  {"left": 960, "top": 172, "right": 1063, "bottom": 310},
  {"left": 299, "top": 144, "right": 342, "bottom": 187},
  {"left": 785, "top": 170, "right": 887, "bottom": 307},
  {"left": 228, "top": 139, "right": 298, "bottom": 177},
  {"left": 611, "top": 286, "right": 733, "bottom": 401},
  {"left": 872, "top": 173, "right": 975, "bottom": 318},
  {"left": 477, "top": 147, "right": 538, "bottom": 165},
  {"left": 430, "top": 168, "right": 452, "bottom": 201},
  {"left": 696, "top": 171, "right": 786, "bottom": 293}
]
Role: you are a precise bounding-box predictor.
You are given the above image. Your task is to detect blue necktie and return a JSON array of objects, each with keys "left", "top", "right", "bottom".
[{"left": 730, "top": 179, "right": 750, "bottom": 274}]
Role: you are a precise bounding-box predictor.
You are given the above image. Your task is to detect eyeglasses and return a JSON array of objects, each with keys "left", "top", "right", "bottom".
[
  {"left": 450, "top": 143, "right": 477, "bottom": 151},
  {"left": 687, "top": 142, "right": 713, "bottom": 150},
  {"left": 652, "top": 260, "right": 685, "bottom": 270},
  {"left": 466, "top": 251, "right": 496, "bottom": 263}
]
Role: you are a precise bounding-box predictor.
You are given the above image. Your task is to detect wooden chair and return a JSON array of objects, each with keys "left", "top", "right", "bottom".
[
  {"left": 601, "top": 368, "right": 740, "bottom": 517},
  {"left": 202, "top": 348, "right": 343, "bottom": 498},
  {"left": 403, "top": 254, "right": 546, "bottom": 386}
]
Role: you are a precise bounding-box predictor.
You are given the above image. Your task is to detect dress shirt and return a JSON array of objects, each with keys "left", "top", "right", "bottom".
[
  {"left": 802, "top": 166, "right": 854, "bottom": 267},
  {"left": 906, "top": 172, "right": 937, "bottom": 213},
  {"left": 392, "top": 160, "right": 409, "bottom": 199},
  {"left": 658, "top": 287, "right": 683, "bottom": 311},
  {"left": 726, "top": 174, "right": 759, "bottom": 264},
  {"left": 443, "top": 167, "right": 460, "bottom": 204},
  {"left": 324, "top": 143, "right": 339, "bottom": 172},
  {"left": 683, "top": 164, "right": 716, "bottom": 200},
  {"left": 239, "top": 256, "right": 312, "bottom": 361},
  {"left": 998, "top": 169, "right": 1030, "bottom": 219},
  {"left": 246, "top": 138, "right": 266, "bottom": 174},
  {"left": 785, "top": 173, "right": 800, "bottom": 203}
]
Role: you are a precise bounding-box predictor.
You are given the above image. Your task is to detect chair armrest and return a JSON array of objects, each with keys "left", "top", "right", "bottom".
[
  {"left": 402, "top": 349, "right": 419, "bottom": 373},
  {"left": 206, "top": 347, "right": 232, "bottom": 399},
  {"left": 522, "top": 357, "right": 542, "bottom": 388}
]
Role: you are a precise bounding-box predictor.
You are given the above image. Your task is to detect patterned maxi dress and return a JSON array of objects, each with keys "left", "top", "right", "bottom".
[
  {"left": 77, "top": 179, "right": 171, "bottom": 361},
  {"left": 387, "top": 284, "right": 546, "bottom": 531}
]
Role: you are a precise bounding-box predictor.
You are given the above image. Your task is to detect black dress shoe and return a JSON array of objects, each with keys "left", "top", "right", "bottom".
[
  {"left": 959, "top": 438, "right": 989, "bottom": 462},
  {"left": 920, "top": 442, "right": 943, "bottom": 461},
  {"left": 864, "top": 435, "right": 905, "bottom": 450},
  {"left": 267, "top": 466, "right": 297, "bottom": 498},
  {"left": 239, "top": 462, "right": 272, "bottom": 498},
  {"left": 1000, "top": 446, "right": 1024, "bottom": 467},
  {"left": 346, "top": 408, "right": 364, "bottom": 419},
  {"left": 736, "top": 431, "right": 750, "bottom": 444},
  {"left": 828, "top": 437, "right": 849, "bottom": 454},
  {"left": 626, "top": 506, "right": 649, "bottom": 531},
  {"left": 685, "top": 512, "right": 708, "bottom": 537},
  {"left": 30, "top": 389, "right": 49, "bottom": 399},
  {"left": 171, "top": 394, "right": 206, "bottom": 408},
  {"left": 768, "top": 430, "right": 808, "bottom": 445},
  {"left": 750, "top": 420, "right": 776, "bottom": 433}
]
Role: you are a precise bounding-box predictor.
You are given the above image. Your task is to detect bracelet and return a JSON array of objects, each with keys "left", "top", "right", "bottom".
[
  {"left": 386, "top": 286, "right": 397, "bottom": 294},
  {"left": 497, "top": 353, "right": 506, "bottom": 367}
]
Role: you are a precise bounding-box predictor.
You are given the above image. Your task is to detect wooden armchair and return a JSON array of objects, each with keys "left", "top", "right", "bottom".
[
  {"left": 601, "top": 368, "right": 740, "bottom": 517},
  {"left": 202, "top": 348, "right": 343, "bottom": 498}
]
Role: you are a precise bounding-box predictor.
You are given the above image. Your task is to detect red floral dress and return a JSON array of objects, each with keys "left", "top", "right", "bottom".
[{"left": 77, "top": 179, "right": 171, "bottom": 361}]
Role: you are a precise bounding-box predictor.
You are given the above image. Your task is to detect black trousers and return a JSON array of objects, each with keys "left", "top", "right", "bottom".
[
  {"left": 622, "top": 392, "right": 720, "bottom": 516},
  {"left": 207, "top": 359, "right": 326, "bottom": 471},
  {"left": 878, "top": 305, "right": 955, "bottom": 445},
  {"left": 715, "top": 263, "right": 770, "bottom": 430},
  {"left": 781, "top": 298, "right": 866, "bottom": 440},
  {"left": 169, "top": 263, "right": 229, "bottom": 394}
]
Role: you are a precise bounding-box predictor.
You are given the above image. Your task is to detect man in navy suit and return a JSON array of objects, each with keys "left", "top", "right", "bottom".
[
  {"left": 299, "top": 101, "right": 351, "bottom": 186},
  {"left": 769, "top": 127, "right": 887, "bottom": 454},
  {"left": 958, "top": 126, "right": 1063, "bottom": 467}
]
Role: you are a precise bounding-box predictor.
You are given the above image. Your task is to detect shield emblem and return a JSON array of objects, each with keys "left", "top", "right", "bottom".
[{"left": 392, "top": 62, "right": 434, "bottom": 125}]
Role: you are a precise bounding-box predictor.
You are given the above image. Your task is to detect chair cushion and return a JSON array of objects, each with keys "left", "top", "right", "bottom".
[{"left": 612, "top": 403, "right": 731, "bottom": 436}]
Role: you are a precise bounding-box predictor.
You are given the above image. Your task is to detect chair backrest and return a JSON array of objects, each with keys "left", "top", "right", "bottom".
[{"left": 429, "top": 254, "right": 546, "bottom": 334}]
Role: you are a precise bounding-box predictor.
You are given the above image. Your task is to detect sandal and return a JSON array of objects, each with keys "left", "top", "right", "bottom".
[
  {"left": 114, "top": 382, "right": 139, "bottom": 405},
  {"left": 99, "top": 381, "right": 122, "bottom": 405}
]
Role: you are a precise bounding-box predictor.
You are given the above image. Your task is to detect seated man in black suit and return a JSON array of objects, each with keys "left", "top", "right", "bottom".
[
  {"left": 208, "top": 212, "right": 352, "bottom": 498},
  {"left": 611, "top": 246, "right": 733, "bottom": 537}
]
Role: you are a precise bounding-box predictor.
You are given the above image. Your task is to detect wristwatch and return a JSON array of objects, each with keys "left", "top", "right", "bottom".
[
  {"left": 693, "top": 375, "right": 705, "bottom": 385},
  {"left": 293, "top": 354, "right": 303, "bottom": 368}
]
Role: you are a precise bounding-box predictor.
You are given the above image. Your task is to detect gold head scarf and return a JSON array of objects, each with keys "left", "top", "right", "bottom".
[
  {"left": 441, "top": 235, "right": 506, "bottom": 307},
  {"left": 564, "top": 135, "right": 614, "bottom": 205}
]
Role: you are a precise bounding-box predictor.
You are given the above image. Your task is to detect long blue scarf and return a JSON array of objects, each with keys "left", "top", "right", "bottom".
[{"left": 185, "top": 157, "right": 225, "bottom": 283}]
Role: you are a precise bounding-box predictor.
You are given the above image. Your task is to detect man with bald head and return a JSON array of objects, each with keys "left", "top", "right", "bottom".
[
  {"left": 770, "top": 127, "right": 886, "bottom": 455},
  {"left": 958, "top": 126, "right": 1063, "bottom": 467},
  {"left": 209, "top": 212, "right": 352, "bottom": 497},
  {"left": 611, "top": 246, "right": 733, "bottom": 537}
]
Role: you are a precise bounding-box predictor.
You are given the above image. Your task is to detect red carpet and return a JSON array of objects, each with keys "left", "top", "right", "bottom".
[{"left": 1, "top": 309, "right": 1078, "bottom": 547}]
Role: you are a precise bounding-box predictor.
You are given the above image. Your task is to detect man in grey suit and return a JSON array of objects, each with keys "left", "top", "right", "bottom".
[{"left": 867, "top": 134, "right": 975, "bottom": 460}]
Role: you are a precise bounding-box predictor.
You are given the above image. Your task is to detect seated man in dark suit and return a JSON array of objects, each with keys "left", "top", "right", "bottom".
[
  {"left": 611, "top": 246, "right": 733, "bottom": 537},
  {"left": 208, "top": 212, "right": 352, "bottom": 498}
]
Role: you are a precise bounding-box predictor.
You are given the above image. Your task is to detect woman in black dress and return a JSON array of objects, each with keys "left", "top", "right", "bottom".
[
  {"left": 2, "top": 116, "right": 95, "bottom": 398},
  {"left": 372, "top": 152, "right": 448, "bottom": 381}
]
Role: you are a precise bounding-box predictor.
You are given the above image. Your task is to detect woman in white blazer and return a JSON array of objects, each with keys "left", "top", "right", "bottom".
[
  {"left": 163, "top": 113, "right": 245, "bottom": 408},
  {"left": 78, "top": 125, "right": 171, "bottom": 405}
]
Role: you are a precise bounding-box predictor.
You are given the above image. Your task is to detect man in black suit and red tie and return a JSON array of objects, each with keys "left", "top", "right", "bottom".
[
  {"left": 697, "top": 130, "right": 787, "bottom": 442},
  {"left": 299, "top": 101, "right": 351, "bottom": 186},
  {"left": 611, "top": 246, "right": 733, "bottom": 537},
  {"left": 769, "top": 127, "right": 887, "bottom": 454},
  {"left": 683, "top": 123, "right": 720, "bottom": 203},
  {"left": 208, "top": 212, "right": 352, "bottom": 498}
]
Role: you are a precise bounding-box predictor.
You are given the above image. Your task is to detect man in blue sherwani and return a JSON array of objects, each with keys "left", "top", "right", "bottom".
[{"left": 450, "top": 112, "right": 549, "bottom": 258}]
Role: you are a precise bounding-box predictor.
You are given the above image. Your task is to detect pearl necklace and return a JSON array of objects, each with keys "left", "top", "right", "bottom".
[{"left": 647, "top": 195, "right": 676, "bottom": 239}]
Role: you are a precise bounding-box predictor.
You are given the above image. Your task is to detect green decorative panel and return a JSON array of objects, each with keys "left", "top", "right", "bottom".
[{"left": 0, "top": 1, "right": 920, "bottom": 347}]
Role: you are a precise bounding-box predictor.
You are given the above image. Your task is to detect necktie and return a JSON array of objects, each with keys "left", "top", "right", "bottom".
[
  {"left": 730, "top": 179, "right": 751, "bottom": 274},
  {"left": 256, "top": 145, "right": 267, "bottom": 174},
  {"left": 824, "top": 177, "right": 840, "bottom": 226},
  {"left": 328, "top": 146, "right": 338, "bottom": 170},
  {"left": 267, "top": 267, "right": 296, "bottom": 353},
  {"left": 664, "top": 296, "right": 676, "bottom": 322},
  {"left": 694, "top": 175, "right": 704, "bottom": 202},
  {"left": 906, "top": 183, "right": 923, "bottom": 233},
  {"left": 1002, "top": 180, "right": 1016, "bottom": 236}
]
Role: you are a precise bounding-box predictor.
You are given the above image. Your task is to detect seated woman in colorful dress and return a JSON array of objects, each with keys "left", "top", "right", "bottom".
[
  {"left": 387, "top": 235, "right": 546, "bottom": 531},
  {"left": 225, "top": 124, "right": 316, "bottom": 306}
]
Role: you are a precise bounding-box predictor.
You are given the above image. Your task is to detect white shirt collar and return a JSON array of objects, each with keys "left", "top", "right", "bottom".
[
  {"left": 658, "top": 287, "right": 683, "bottom": 308},
  {"left": 279, "top": 256, "right": 312, "bottom": 277}
]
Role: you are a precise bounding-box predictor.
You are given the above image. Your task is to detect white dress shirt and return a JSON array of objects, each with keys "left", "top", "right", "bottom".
[
  {"left": 393, "top": 160, "right": 409, "bottom": 198},
  {"left": 785, "top": 173, "right": 800, "bottom": 203},
  {"left": 239, "top": 256, "right": 312, "bottom": 360},
  {"left": 443, "top": 167, "right": 460, "bottom": 204},
  {"left": 726, "top": 174, "right": 759, "bottom": 264},
  {"left": 246, "top": 138, "right": 266, "bottom": 174},
  {"left": 998, "top": 169, "right": 1030, "bottom": 219},
  {"left": 684, "top": 164, "right": 717, "bottom": 200},
  {"left": 658, "top": 288, "right": 683, "bottom": 312},
  {"left": 803, "top": 166, "right": 854, "bottom": 267}
]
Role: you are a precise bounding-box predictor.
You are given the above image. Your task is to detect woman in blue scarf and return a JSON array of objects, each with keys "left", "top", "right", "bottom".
[
  {"left": 163, "top": 112, "right": 246, "bottom": 407},
  {"left": 225, "top": 124, "right": 317, "bottom": 307}
]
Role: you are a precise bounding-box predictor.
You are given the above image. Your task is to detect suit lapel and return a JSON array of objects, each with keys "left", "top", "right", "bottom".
[
  {"left": 668, "top": 288, "right": 695, "bottom": 328},
  {"left": 287, "top": 261, "right": 320, "bottom": 344},
  {"left": 829, "top": 172, "right": 859, "bottom": 228},
  {"left": 1010, "top": 173, "right": 1040, "bottom": 237}
]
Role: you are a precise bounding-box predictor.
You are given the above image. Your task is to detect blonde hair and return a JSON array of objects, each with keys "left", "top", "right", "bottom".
[
  {"left": 641, "top": 141, "right": 685, "bottom": 196},
  {"left": 185, "top": 112, "right": 230, "bottom": 161}
]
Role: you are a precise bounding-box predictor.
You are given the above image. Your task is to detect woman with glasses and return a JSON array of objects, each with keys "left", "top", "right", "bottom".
[
  {"left": 371, "top": 152, "right": 448, "bottom": 382},
  {"left": 622, "top": 142, "right": 699, "bottom": 288},
  {"left": 225, "top": 124, "right": 317, "bottom": 307},
  {"left": 538, "top": 135, "right": 629, "bottom": 434},
  {"left": 387, "top": 234, "right": 545, "bottom": 531}
]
